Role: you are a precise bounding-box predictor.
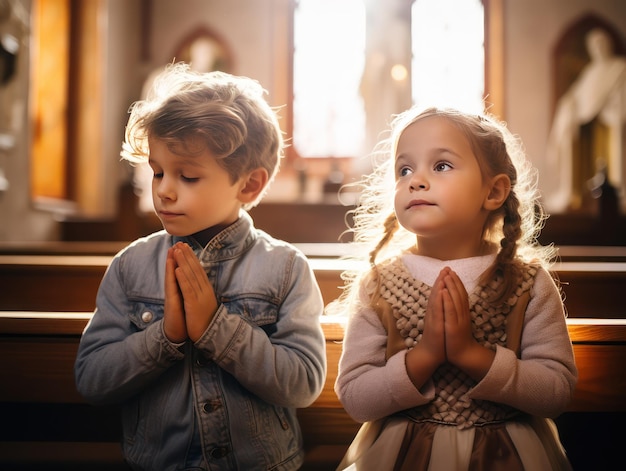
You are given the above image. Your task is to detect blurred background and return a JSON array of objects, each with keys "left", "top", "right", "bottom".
[{"left": 0, "top": 0, "right": 625, "bottom": 245}]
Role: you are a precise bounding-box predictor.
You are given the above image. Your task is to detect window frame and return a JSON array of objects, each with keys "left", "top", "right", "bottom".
[
  {"left": 30, "top": 0, "right": 105, "bottom": 216},
  {"left": 282, "top": 0, "right": 504, "bottom": 167}
]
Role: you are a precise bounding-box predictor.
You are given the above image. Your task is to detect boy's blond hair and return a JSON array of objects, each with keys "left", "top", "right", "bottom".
[{"left": 121, "top": 63, "right": 284, "bottom": 209}]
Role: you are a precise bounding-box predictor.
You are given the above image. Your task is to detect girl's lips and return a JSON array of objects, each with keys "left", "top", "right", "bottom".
[{"left": 407, "top": 199, "right": 434, "bottom": 209}]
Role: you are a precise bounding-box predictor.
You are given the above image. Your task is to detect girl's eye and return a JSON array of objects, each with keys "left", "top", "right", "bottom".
[
  {"left": 153, "top": 172, "right": 163, "bottom": 179},
  {"left": 398, "top": 166, "right": 412, "bottom": 177},
  {"left": 434, "top": 162, "right": 452, "bottom": 172},
  {"left": 182, "top": 175, "right": 199, "bottom": 183}
]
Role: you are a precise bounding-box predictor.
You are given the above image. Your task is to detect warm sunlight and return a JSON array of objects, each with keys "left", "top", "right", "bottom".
[
  {"left": 412, "top": 0, "right": 484, "bottom": 112},
  {"left": 293, "top": 0, "right": 484, "bottom": 158},
  {"left": 293, "top": 0, "right": 366, "bottom": 158}
]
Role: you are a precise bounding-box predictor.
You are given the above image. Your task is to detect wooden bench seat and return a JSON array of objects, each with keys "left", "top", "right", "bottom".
[{"left": 0, "top": 312, "right": 624, "bottom": 470}]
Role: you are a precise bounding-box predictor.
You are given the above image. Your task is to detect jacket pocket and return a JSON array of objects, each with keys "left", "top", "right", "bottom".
[
  {"left": 127, "top": 299, "right": 165, "bottom": 331},
  {"left": 222, "top": 295, "right": 279, "bottom": 335}
]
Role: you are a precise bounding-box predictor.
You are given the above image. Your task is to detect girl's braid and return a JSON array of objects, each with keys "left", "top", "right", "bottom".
[
  {"left": 369, "top": 211, "right": 399, "bottom": 267},
  {"left": 491, "top": 191, "right": 524, "bottom": 304},
  {"left": 499, "top": 192, "right": 522, "bottom": 262},
  {"left": 363, "top": 211, "right": 400, "bottom": 312}
]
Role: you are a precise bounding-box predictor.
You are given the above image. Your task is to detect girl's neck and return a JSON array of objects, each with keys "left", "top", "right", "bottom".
[{"left": 412, "top": 237, "right": 496, "bottom": 261}]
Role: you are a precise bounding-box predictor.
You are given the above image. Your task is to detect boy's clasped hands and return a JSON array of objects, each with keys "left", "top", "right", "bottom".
[{"left": 164, "top": 242, "right": 218, "bottom": 343}]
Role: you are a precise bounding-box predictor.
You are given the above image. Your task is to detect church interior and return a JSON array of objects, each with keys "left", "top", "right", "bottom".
[{"left": 0, "top": 0, "right": 625, "bottom": 469}]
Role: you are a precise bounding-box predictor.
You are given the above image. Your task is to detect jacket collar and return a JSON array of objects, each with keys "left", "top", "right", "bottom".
[{"left": 174, "top": 210, "right": 257, "bottom": 264}]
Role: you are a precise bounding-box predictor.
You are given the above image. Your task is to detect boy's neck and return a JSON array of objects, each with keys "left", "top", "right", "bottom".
[{"left": 191, "top": 224, "right": 231, "bottom": 247}]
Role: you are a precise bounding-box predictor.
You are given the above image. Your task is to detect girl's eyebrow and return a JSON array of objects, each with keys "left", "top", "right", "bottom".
[
  {"left": 395, "top": 153, "right": 410, "bottom": 165},
  {"left": 429, "top": 147, "right": 464, "bottom": 160},
  {"left": 396, "top": 147, "right": 460, "bottom": 163}
]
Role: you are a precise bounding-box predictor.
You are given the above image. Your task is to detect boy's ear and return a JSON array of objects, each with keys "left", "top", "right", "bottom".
[
  {"left": 238, "top": 168, "right": 269, "bottom": 204},
  {"left": 484, "top": 174, "right": 511, "bottom": 210}
]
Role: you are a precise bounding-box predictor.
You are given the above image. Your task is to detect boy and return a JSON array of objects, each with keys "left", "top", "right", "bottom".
[{"left": 75, "top": 64, "right": 327, "bottom": 471}]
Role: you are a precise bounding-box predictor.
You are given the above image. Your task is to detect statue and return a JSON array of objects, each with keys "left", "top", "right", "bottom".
[{"left": 545, "top": 27, "right": 626, "bottom": 213}]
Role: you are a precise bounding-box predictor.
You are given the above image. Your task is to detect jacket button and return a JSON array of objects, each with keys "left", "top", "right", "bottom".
[
  {"left": 141, "top": 311, "right": 153, "bottom": 323},
  {"left": 195, "top": 354, "right": 210, "bottom": 366},
  {"left": 209, "top": 446, "right": 229, "bottom": 459},
  {"left": 202, "top": 400, "right": 221, "bottom": 413}
]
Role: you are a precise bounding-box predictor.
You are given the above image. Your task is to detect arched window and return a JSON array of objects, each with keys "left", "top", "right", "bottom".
[
  {"left": 411, "top": 0, "right": 484, "bottom": 112},
  {"left": 292, "top": 0, "right": 366, "bottom": 158},
  {"left": 292, "top": 0, "right": 487, "bottom": 161},
  {"left": 30, "top": 0, "right": 106, "bottom": 215}
]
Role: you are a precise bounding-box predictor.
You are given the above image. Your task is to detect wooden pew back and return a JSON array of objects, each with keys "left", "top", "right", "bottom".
[{"left": 1, "top": 253, "right": 625, "bottom": 317}]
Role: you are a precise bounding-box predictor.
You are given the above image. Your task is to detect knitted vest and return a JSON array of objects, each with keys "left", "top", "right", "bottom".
[{"left": 375, "top": 258, "right": 538, "bottom": 429}]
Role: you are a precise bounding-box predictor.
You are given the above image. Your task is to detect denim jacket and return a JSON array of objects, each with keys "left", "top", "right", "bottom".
[{"left": 74, "top": 211, "right": 327, "bottom": 471}]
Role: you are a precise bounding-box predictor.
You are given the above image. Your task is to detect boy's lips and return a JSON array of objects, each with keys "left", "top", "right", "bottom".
[{"left": 159, "top": 210, "right": 183, "bottom": 218}]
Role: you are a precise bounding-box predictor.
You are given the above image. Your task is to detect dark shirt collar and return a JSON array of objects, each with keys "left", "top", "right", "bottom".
[
  {"left": 191, "top": 225, "right": 229, "bottom": 247},
  {"left": 174, "top": 210, "right": 257, "bottom": 263}
]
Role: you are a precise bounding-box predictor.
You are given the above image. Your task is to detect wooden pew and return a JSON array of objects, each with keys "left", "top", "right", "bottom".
[
  {"left": 1, "top": 244, "right": 625, "bottom": 469},
  {"left": 0, "top": 311, "right": 624, "bottom": 470},
  {"left": 1, "top": 251, "right": 625, "bottom": 317}
]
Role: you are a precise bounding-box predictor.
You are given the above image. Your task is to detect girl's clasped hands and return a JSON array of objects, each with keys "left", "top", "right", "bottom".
[{"left": 407, "top": 267, "right": 494, "bottom": 386}]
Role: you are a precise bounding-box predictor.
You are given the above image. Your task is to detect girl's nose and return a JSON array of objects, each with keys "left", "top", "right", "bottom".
[{"left": 409, "top": 173, "right": 429, "bottom": 192}]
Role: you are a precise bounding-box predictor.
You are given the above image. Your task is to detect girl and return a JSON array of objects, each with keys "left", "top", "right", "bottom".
[{"left": 333, "top": 107, "right": 578, "bottom": 470}]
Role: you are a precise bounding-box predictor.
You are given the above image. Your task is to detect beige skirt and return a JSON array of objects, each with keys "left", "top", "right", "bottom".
[{"left": 336, "top": 415, "right": 572, "bottom": 471}]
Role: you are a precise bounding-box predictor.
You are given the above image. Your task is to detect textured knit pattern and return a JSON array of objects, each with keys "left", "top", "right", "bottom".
[{"left": 377, "top": 259, "right": 538, "bottom": 429}]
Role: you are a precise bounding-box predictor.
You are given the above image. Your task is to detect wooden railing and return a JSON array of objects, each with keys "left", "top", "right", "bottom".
[{"left": 1, "top": 251, "right": 625, "bottom": 317}]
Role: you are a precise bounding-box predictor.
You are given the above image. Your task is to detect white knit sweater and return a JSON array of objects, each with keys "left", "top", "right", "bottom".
[{"left": 334, "top": 253, "right": 578, "bottom": 424}]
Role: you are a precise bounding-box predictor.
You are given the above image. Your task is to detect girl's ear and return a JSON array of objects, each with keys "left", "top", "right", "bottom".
[
  {"left": 484, "top": 174, "right": 511, "bottom": 210},
  {"left": 238, "top": 168, "right": 269, "bottom": 204}
]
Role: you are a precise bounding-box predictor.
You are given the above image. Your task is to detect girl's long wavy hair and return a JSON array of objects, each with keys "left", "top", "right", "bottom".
[{"left": 330, "top": 106, "right": 556, "bottom": 315}]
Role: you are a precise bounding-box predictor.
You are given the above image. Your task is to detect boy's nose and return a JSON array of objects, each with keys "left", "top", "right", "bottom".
[{"left": 156, "top": 177, "right": 176, "bottom": 200}]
